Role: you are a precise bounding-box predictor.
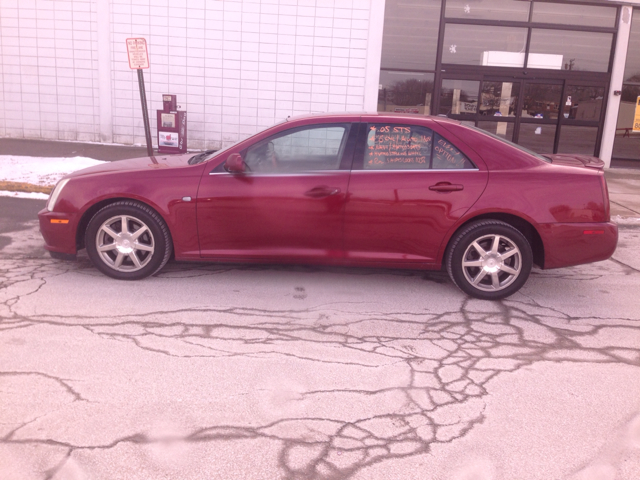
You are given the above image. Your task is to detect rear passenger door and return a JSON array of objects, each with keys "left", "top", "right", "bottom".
[{"left": 343, "top": 120, "right": 488, "bottom": 265}]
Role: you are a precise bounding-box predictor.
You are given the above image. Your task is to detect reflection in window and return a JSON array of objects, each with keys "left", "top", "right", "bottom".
[
  {"left": 531, "top": 3, "right": 616, "bottom": 28},
  {"left": 380, "top": 0, "right": 441, "bottom": 71},
  {"left": 477, "top": 121, "right": 515, "bottom": 142},
  {"left": 364, "top": 124, "right": 432, "bottom": 170},
  {"left": 561, "top": 86, "right": 604, "bottom": 121},
  {"left": 440, "top": 80, "right": 479, "bottom": 116},
  {"left": 528, "top": 29, "right": 613, "bottom": 72},
  {"left": 624, "top": 9, "right": 640, "bottom": 83},
  {"left": 245, "top": 125, "right": 348, "bottom": 172},
  {"left": 445, "top": 0, "right": 530, "bottom": 21},
  {"left": 442, "top": 24, "right": 528, "bottom": 67},
  {"left": 480, "top": 82, "right": 520, "bottom": 117},
  {"left": 378, "top": 71, "right": 434, "bottom": 115},
  {"left": 518, "top": 123, "right": 557, "bottom": 154},
  {"left": 521, "top": 83, "right": 562, "bottom": 120},
  {"left": 432, "top": 133, "right": 475, "bottom": 169},
  {"left": 558, "top": 126, "right": 598, "bottom": 155}
]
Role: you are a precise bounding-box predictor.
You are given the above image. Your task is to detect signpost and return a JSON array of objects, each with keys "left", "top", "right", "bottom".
[{"left": 126, "top": 38, "right": 153, "bottom": 156}]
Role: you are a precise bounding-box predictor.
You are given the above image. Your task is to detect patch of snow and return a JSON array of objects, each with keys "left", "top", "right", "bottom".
[
  {"left": 0, "top": 155, "right": 105, "bottom": 187},
  {"left": 612, "top": 215, "right": 640, "bottom": 226},
  {"left": 0, "top": 190, "right": 50, "bottom": 200}
]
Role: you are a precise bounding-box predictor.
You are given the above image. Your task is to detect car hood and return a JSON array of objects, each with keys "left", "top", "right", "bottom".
[
  {"left": 545, "top": 154, "right": 604, "bottom": 170},
  {"left": 64, "top": 153, "right": 195, "bottom": 178}
]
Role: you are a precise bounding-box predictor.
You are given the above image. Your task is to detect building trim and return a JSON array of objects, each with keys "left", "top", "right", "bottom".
[
  {"left": 363, "top": 0, "right": 386, "bottom": 111},
  {"left": 601, "top": 5, "right": 633, "bottom": 166}
]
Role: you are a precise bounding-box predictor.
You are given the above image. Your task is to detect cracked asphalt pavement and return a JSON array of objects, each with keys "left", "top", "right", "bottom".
[{"left": 1, "top": 198, "right": 640, "bottom": 480}]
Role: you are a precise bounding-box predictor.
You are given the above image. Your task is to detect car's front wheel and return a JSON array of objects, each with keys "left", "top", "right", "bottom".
[
  {"left": 446, "top": 220, "right": 533, "bottom": 300},
  {"left": 85, "top": 201, "right": 172, "bottom": 280}
]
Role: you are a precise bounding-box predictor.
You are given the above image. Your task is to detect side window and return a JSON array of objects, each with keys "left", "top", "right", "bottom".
[
  {"left": 432, "top": 133, "right": 475, "bottom": 169},
  {"left": 244, "top": 124, "right": 350, "bottom": 173},
  {"left": 364, "top": 124, "right": 432, "bottom": 170}
]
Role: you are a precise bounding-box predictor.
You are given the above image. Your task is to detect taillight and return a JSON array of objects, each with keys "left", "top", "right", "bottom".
[{"left": 600, "top": 174, "right": 610, "bottom": 221}]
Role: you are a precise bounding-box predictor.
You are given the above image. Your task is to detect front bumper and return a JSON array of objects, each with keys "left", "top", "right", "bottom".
[
  {"left": 538, "top": 221, "right": 618, "bottom": 269},
  {"left": 38, "top": 208, "right": 78, "bottom": 255}
]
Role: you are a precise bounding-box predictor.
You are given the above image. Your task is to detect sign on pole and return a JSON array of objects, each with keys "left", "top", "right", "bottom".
[
  {"left": 634, "top": 96, "right": 640, "bottom": 132},
  {"left": 126, "top": 38, "right": 150, "bottom": 69},
  {"left": 126, "top": 38, "right": 153, "bottom": 156}
]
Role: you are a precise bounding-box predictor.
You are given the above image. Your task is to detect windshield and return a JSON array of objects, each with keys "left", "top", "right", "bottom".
[
  {"left": 188, "top": 144, "right": 236, "bottom": 165},
  {"left": 188, "top": 119, "right": 288, "bottom": 165},
  {"left": 464, "top": 124, "right": 551, "bottom": 163}
]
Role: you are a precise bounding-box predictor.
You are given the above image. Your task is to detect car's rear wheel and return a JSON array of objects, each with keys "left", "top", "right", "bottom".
[
  {"left": 446, "top": 220, "right": 532, "bottom": 300},
  {"left": 85, "top": 201, "right": 172, "bottom": 280}
]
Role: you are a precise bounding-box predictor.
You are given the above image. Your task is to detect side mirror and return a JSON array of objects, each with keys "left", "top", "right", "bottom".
[{"left": 224, "top": 153, "right": 246, "bottom": 173}]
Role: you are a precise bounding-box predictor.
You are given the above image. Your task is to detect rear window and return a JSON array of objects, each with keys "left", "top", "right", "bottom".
[
  {"left": 433, "top": 133, "right": 475, "bottom": 169},
  {"left": 465, "top": 124, "right": 551, "bottom": 163}
]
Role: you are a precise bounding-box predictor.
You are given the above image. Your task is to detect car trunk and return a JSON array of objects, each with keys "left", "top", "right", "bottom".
[{"left": 545, "top": 154, "right": 604, "bottom": 170}]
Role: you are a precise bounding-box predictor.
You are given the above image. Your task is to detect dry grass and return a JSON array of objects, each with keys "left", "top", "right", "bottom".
[{"left": 0, "top": 181, "right": 53, "bottom": 194}]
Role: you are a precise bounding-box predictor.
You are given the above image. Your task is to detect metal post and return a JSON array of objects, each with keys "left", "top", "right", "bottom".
[{"left": 137, "top": 68, "right": 154, "bottom": 157}]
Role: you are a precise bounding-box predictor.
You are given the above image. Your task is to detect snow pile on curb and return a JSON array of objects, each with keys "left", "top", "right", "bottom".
[
  {"left": 0, "top": 155, "right": 105, "bottom": 200},
  {"left": 612, "top": 215, "right": 640, "bottom": 226}
]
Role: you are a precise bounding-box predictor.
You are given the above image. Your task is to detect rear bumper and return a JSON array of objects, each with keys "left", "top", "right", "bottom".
[
  {"left": 539, "top": 221, "right": 618, "bottom": 269},
  {"left": 38, "top": 208, "right": 78, "bottom": 255}
]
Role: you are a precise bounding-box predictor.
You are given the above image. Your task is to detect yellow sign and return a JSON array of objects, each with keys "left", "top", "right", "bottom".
[
  {"left": 126, "top": 38, "right": 149, "bottom": 69},
  {"left": 634, "top": 96, "right": 640, "bottom": 132}
]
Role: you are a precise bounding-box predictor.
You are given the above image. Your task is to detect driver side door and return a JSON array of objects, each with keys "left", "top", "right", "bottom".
[{"left": 196, "top": 122, "right": 357, "bottom": 263}]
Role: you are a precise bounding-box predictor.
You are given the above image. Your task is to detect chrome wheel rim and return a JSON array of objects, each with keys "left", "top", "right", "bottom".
[
  {"left": 461, "top": 234, "right": 522, "bottom": 292},
  {"left": 95, "top": 215, "right": 155, "bottom": 272}
]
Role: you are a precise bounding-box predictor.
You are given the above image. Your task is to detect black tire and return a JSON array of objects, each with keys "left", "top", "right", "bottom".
[
  {"left": 446, "top": 220, "right": 532, "bottom": 300},
  {"left": 85, "top": 201, "right": 172, "bottom": 280}
]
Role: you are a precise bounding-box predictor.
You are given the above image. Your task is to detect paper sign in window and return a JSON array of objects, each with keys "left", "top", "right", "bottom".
[{"left": 365, "top": 125, "right": 433, "bottom": 170}]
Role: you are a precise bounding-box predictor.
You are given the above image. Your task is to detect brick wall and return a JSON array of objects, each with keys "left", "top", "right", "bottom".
[
  {"left": 0, "top": 0, "right": 376, "bottom": 150},
  {"left": 0, "top": 0, "right": 100, "bottom": 142}
]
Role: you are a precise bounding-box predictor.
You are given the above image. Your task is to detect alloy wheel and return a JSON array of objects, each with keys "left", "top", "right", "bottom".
[
  {"left": 95, "top": 215, "right": 155, "bottom": 272},
  {"left": 460, "top": 233, "right": 522, "bottom": 292}
]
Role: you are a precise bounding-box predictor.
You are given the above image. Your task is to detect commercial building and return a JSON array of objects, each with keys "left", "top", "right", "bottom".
[{"left": 1, "top": 0, "right": 639, "bottom": 167}]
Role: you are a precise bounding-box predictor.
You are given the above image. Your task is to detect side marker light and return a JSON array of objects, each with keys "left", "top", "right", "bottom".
[
  {"left": 50, "top": 219, "right": 69, "bottom": 224},
  {"left": 583, "top": 230, "right": 604, "bottom": 235}
]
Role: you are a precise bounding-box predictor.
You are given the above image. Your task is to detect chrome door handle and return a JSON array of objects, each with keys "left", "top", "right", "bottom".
[{"left": 304, "top": 186, "right": 341, "bottom": 198}]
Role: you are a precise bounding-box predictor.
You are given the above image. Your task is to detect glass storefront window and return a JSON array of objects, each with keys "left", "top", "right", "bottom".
[
  {"left": 378, "top": 71, "right": 435, "bottom": 115},
  {"left": 561, "top": 86, "right": 604, "bottom": 121},
  {"left": 379, "top": 0, "right": 619, "bottom": 157},
  {"left": 612, "top": 85, "right": 640, "bottom": 159},
  {"left": 528, "top": 29, "right": 613, "bottom": 72},
  {"left": 518, "top": 123, "right": 557, "bottom": 154},
  {"left": 480, "top": 81, "right": 520, "bottom": 117},
  {"left": 521, "top": 83, "right": 562, "bottom": 120},
  {"left": 557, "top": 126, "right": 598, "bottom": 155},
  {"left": 445, "top": 0, "right": 530, "bottom": 22},
  {"left": 477, "top": 121, "right": 515, "bottom": 142},
  {"left": 442, "top": 24, "right": 528, "bottom": 67},
  {"left": 531, "top": 3, "right": 617, "bottom": 28},
  {"left": 380, "top": 0, "right": 441, "bottom": 71},
  {"left": 624, "top": 9, "right": 640, "bottom": 83},
  {"left": 439, "top": 80, "right": 479, "bottom": 116}
]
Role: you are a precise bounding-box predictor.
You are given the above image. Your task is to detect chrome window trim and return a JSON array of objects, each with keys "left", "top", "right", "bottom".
[
  {"left": 351, "top": 168, "right": 480, "bottom": 173},
  {"left": 209, "top": 170, "right": 346, "bottom": 176},
  {"left": 210, "top": 168, "right": 480, "bottom": 176}
]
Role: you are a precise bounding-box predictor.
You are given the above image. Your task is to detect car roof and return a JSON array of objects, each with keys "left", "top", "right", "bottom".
[{"left": 284, "top": 111, "right": 462, "bottom": 125}]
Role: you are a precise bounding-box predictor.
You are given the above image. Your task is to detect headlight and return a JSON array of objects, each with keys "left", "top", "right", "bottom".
[{"left": 46, "top": 178, "right": 70, "bottom": 212}]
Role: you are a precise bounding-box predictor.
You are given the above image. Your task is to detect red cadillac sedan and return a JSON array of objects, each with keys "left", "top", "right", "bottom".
[{"left": 39, "top": 113, "right": 617, "bottom": 300}]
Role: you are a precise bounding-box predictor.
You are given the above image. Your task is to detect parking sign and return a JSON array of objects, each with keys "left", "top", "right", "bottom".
[{"left": 126, "top": 38, "right": 150, "bottom": 69}]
